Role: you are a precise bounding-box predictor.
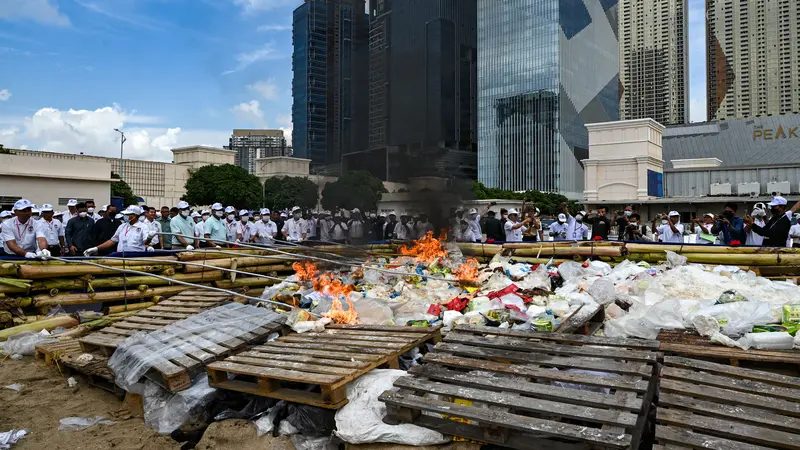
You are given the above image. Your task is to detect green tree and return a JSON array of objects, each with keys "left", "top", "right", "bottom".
[
  {"left": 110, "top": 173, "right": 139, "bottom": 206},
  {"left": 181, "top": 164, "right": 263, "bottom": 209},
  {"left": 262, "top": 176, "right": 319, "bottom": 211},
  {"left": 321, "top": 170, "right": 387, "bottom": 212},
  {"left": 471, "top": 181, "right": 577, "bottom": 215}
]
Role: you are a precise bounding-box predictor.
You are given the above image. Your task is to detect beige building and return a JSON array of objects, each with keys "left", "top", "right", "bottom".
[
  {"left": 8, "top": 146, "right": 235, "bottom": 209},
  {"left": 619, "top": 0, "right": 688, "bottom": 125},
  {"left": 707, "top": 0, "right": 800, "bottom": 120}
]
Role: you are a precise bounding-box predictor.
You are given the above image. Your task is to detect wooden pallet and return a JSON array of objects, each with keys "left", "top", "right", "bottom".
[
  {"left": 35, "top": 340, "right": 82, "bottom": 365},
  {"left": 78, "top": 289, "right": 234, "bottom": 355},
  {"left": 111, "top": 303, "right": 285, "bottom": 392},
  {"left": 206, "top": 324, "right": 443, "bottom": 409},
  {"left": 380, "top": 324, "right": 660, "bottom": 450},
  {"left": 655, "top": 355, "right": 800, "bottom": 449},
  {"left": 658, "top": 329, "right": 800, "bottom": 372},
  {"left": 57, "top": 349, "right": 126, "bottom": 396}
]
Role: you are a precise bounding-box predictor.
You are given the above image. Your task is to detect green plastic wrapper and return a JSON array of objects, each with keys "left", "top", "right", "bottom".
[
  {"left": 532, "top": 318, "right": 553, "bottom": 332},
  {"left": 782, "top": 304, "right": 800, "bottom": 323},
  {"left": 716, "top": 290, "right": 747, "bottom": 304}
]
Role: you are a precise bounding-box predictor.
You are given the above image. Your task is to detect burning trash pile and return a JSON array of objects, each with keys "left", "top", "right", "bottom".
[{"left": 260, "top": 232, "right": 800, "bottom": 349}]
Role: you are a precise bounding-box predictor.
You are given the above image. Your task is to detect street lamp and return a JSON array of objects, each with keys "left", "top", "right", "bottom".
[{"left": 113, "top": 128, "right": 126, "bottom": 180}]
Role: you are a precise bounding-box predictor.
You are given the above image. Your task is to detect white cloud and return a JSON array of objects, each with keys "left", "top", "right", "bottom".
[
  {"left": 275, "top": 113, "right": 293, "bottom": 146},
  {"left": 222, "top": 43, "right": 281, "bottom": 75},
  {"left": 0, "top": 105, "right": 228, "bottom": 162},
  {"left": 247, "top": 78, "right": 279, "bottom": 101},
  {"left": 0, "top": 0, "right": 70, "bottom": 27},
  {"left": 257, "top": 24, "right": 291, "bottom": 32},
  {"left": 231, "top": 100, "right": 265, "bottom": 126},
  {"left": 233, "top": 0, "right": 297, "bottom": 13},
  {"left": 0, "top": 89, "right": 10, "bottom": 101}
]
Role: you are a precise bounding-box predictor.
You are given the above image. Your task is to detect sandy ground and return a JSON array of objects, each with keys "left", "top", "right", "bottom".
[{"left": 0, "top": 356, "right": 179, "bottom": 450}]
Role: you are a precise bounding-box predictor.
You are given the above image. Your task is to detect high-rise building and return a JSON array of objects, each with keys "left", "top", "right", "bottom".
[
  {"left": 707, "top": 0, "right": 800, "bottom": 121},
  {"left": 344, "top": 0, "right": 477, "bottom": 181},
  {"left": 292, "top": 0, "right": 369, "bottom": 172},
  {"left": 477, "top": 0, "right": 620, "bottom": 198},
  {"left": 619, "top": 0, "right": 688, "bottom": 125},
  {"left": 229, "top": 129, "right": 289, "bottom": 174}
]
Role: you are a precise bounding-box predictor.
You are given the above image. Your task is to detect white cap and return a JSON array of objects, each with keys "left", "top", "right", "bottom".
[
  {"left": 508, "top": 208, "right": 519, "bottom": 215},
  {"left": 769, "top": 196, "right": 788, "bottom": 206},
  {"left": 260, "top": 208, "right": 270, "bottom": 215},
  {"left": 578, "top": 210, "right": 587, "bottom": 216},
  {"left": 352, "top": 208, "right": 360, "bottom": 213},
  {"left": 190, "top": 211, "right": 200, "bottom": 218},
  {"left": 280, "top": 212, "right": 287, "bottom": 218},
  {"left": 66, "top": 199, "right": 77, "bottom": 207},
  {"left": 0, "top": 211, "right": 12, "bottom": 218},
  {"left": 379, "top": 212, "right": 386, "bottom": 218},
  {"left": 115, "top": 213, "right": 123, "bottom": 219},
  {"left": 40, "top": 204, "right": 54, "bottom": 212},
  {"left": 13, "top": 199, "right": 32, "bottom": 211},
  {"left": 155, "top": 211, "right": 162, "bottom": 218},
  {"left": 291, "top": 206, "right": 302, "bottom": 214},
  {"left": 211, "top": 202, "right": 223, "bottom": 211},
  {"left": 201, "top": 209, "right": 210, "bottom": 215},
  {"left": 557, "top": 213, "right": 567, "bottom": 222},
  {"left": 239, "top": 209, "right": 249, "bottom": 216},
  {"left": 224, "top": 206, "right": 236, "bottom": 214},
  {"left": 32, "top": 208, "right": 40, "bottom": 214},
  {"left": 99, "top": 205, "right": 108, "bottom": 212},
  {"left": 388, "top": 211, "right": 396, "bottom": 216},
  {"left": 668, "top": 211, "right": 680, "bottom": 217},
  {"left": 704, "top": 212, "right": 715, "bottom": 218},
  {"left": 177, "top": 201, "right": 190, "bottom": 210},
  {"left": 468, "top": 208, "right": 478, "bottom": 215},
  {"left": 53, "top": 210, "right": 63, "bottom": 217},
  {"left": 122, "top": 205, "right": 143, "bottom": 215}
]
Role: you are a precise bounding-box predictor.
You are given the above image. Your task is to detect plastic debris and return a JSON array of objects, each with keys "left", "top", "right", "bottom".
[
  {"left": 2, "top": 331, "right": 55, "bottom": 357},
  {"left": 3, "top": 384, "right": 23, "bottom": 392},
  {"left": 739, "top": 332, "right": 794, "bottom": 350},
  {"left": 0, "top": 429, "right": 27, "bottom": 449},
  {"left": 143, "top": 375, "right": 217, "bottom": 434},
  {"left": 67, "top": 377, "right": 77, "bottom": 388},
  {"left": 58, "top": 416, "right": 115, "bottom": 431}
]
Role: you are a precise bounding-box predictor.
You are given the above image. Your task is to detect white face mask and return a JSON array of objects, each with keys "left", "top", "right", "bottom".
[
  {"left": 227, "top": 214, "right": 235, "bottom": 221},
  {"left": 661, "top": 220, "right": 668, "bottom": 225},
  {"left": 293, "top": 213, "right": 302, "bottom": 220},
  {"left": 625, "top": 211, "right": 632, "bottom": 216},
  {"left": 241, "top": 216, "right": 249, "bottom": 222},
  {"left": 180, "top": 210, "right": 189, "bottom": 218},
  {"left": 202, "top": 214, "right": 210, "bottom": 221},
  {"left": 575, "top": 214, "right": 583, "bottom": 222},
  {"left": 78, "top": 212, "right": 88, "bottom": 218},
  {"left": 214, "top": 210, "right": 223, "bottom": 218},
  {"left": 87, "top": 207, "right": 95, "bottom": 214},
  {"left": 262, "top": 216, "right": 269, "bottom": 222}
]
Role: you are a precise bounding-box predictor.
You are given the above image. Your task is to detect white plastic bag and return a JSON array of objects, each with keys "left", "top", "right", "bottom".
[
  {"left": 352, "top": 297, "right": 394, "bottom": 325},
  {"left": 665, "top": 251, "right": 687, "bottom": 268},
  {"left": 0, "top": 429, "right": 27, "bottom": 448},
  {"left": 587, "top": 278, "right": 616, "bottom": 306},
  {"left": 2, "top": 331, "right": 55, "bottom": 357},
  {"left": 739, "top": 332, "right": 794, "bottom": 350},
  {"left": 58, "top": 416, "right": 114, "bottom": 431},
  {"left": 291, "top": 434, "right": 340, "bottom": 450},
  {"left": 442, "top": 310, "right": 463, "bottom": 328},
  {"left": 334, "top": 370, "right": 448, "bottom": 445},
  {"left": 693, "top": 301, "right": 774, "bottom": 336}
]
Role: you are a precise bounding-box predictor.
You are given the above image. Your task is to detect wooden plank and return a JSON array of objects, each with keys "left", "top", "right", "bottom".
[
  {"left": 320, "top": 329, "right": 432, "bottom": 339},
  {"left": 661, "top": 378, "right": 800, "bottom": 417},
  {"left": 665, "top": 356, "right": 800, "bottom": 388},
  {"left": 424, "top": 353, "right": 649, "bottom": 393},
  {"left": 434, "top": 342, "right": 652, "bottom": 377},
  {"left": 454, "top": 324, "right": 660, "bottom": 350},
  {"left": 225, "top": 355, "right": 354, "bottom": 376},
  {"left": 662, "top": 366, "right": 800, "bottom": 402},
  {"left": 98, "top": 326, "right": 136, "bottom": 337},
  {"left": 660, "top": 393, "right": 800, "bottom": 434},
  {"left": 661, "top": 342, "right": 800, "bottom": 364},
  {"left": 279, "top": 334, "right": 406, "bottom": 349},
  {"left": 113, "top": 321, "right": 162, "bottom": 332},
  {"left": 250, "top": 345, "right": 381, "bottom": 362},
  {"left": 207, "top": 378, "right": 348, "bottom": 409},
  {"left": 206, "top": 360, "right": 342, "bottom": 385},
  {"left": 148, "top": 330, "right": 216, "bottom": 365},
  {"left": 166, "top": 322, "right": 231, "bottom": 356},
  {"left": 167, "top": 296, "right": 228, "bottom": 302},
  {"left": 445, "top": 331, "right": 658, "bottom": 362},
  {"left": 409, "top": 364, "right": 642, "bottom": 412},
  {"left": 379, "top": 391, "right": 631, "bottom": 448},
  {"left": 302, "top": 331, "right": 417, "bottom": 344},
  {"left": 657, "top": 408, "right": 800, "bottom": 449},
  {"left": 147, "top": 305, "right": 205, "bottom": 314},
  {"left": 394, "top": 376, "right": 638, "bottom": 427},
  {"left": 136, "top": 311, "right": 191, "bottom": 320},
  {"left": 257, "top": 340, "right": 393, "bottom": 355},
  {"left": 656, "top": 426, "right": 772, "bottom": 450},
  {"left": 237, "top": 351, "right": 369, "bottom": 369},
  {"left": 124, "top": 316, "right": 174, "bottom": 326},
  {"left": 326, "top": 324, "right": 439, "bottom": 333},
  {"left": 158, "top": 300, "right": 222, "bottom": 307}
]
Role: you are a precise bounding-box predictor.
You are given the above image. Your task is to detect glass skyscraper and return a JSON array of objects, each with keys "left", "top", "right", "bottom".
[{"left": 477, "top": 0, "right": 620, "bottom": 198}]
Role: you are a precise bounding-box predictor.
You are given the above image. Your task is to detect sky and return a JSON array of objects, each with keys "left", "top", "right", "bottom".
[{"left": 0, "top": 0, "right": 708, "bottom": 163}]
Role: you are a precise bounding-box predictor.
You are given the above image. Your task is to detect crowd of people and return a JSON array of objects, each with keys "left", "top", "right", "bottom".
[{"left": 3, "top": 196, "right": 800, "bottom": 258}]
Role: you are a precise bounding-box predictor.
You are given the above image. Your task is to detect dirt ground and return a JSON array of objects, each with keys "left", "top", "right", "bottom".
[{"left": 0, "top": 356, "right": 179, "bottom": 450}]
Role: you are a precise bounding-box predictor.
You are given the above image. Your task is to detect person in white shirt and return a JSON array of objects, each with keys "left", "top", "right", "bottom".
[
  {"left": 549, "top": 214, "right": 570, "bottom": 241},
  {"left": 239, "top": 209, "right": 257, "bottom": 242},
  {"left": 222, "top": 206, "right": 243, "bottom": 244},
  {"left": 35, "top": 204, "right": 66, "bottom": 256},
  {"left": 306, "top": 212, "right": 318, "bottom": 240},
  {"left": 31, "top": 206, "right": 41, "bottom": 223},
  {"left": 465, "top": 208, "right": 483, "bottom": 243},
  {"left": 744, "top": 207, "right": 767, "bottom": 246},
  {"left": 790, "top": 214, "right": 800, "bottom": 248},
  {"left": 63, "top": 199, "right": 78, "bottom": 225},
  {"left": 689, "top": 213, "right": 717, "bottom": 245},
  {"left": 253, "top": 208, "right": 278, "bottom": 244},
  {"left": 503, "top": 209, "right": 528, "bottom": 242},
  {"left": 330, "top": 215, "right": 349, "bottom": 243},
  {"left": 85, "top": 205, "right": 153, "bottom": 255},
  {"left": 393, "top": 214, "right": 415, "bottom": 240},
  {"left": 194, "top": 210, "right": 209, "bottom": 245},
  {"left": 568, "top": 210, "right": 591, "bottom": 241},
  {"left": 653, "top": 211, "right": 685, "bottom": 244},
  {"left": 85, "top": 200, "right": 102, "bottom": 222},
  {"left": 456, "top": 220, "right": 478, "bottom": 242},
  {"left": 283, "top": 206, "right": 307, "bottom": 242},
  {"left": 348, "top": 209, "right": 366, "bottom": 244},
  {"left": 0, "top": 210, "right": 12, "bottom": 256},
  {"left": 318, "top": 211, "right": 333, "bottom": 241},
  {"left": 414, "top": 213, "right": 434, "bottom": 239},
  {"left": 141, "top": 207, "right": 162, "bottom": 248},
  {"left": 2, "top": 199, "right": 42, "bottom": 259}
]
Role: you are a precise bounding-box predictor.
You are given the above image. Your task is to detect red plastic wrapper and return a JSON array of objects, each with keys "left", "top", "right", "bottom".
[
  {"left": 446, "top": 297, "right": 470, "bottom": 312},
  {"left": 487, "top": 284, "right": 519, "bottom": 300},
  {"left": 427, "top": 304, "right": 442, "bottom": 316}
]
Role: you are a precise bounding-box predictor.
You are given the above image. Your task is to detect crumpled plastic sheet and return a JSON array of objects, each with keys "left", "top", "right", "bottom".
[
  {"left": 335, "top": 369, "right": 449, "bottom": 445},
  {"left": 291, "top": 434, "right": 341, "bottom": 450},
  {"left": 587, "top": 278, "right": 616, "bottom": 306},
  {"left": 253, "top": 404, "right": 283, "bottom": 437},
  {"left": 3, "top": 384, "right": 24, "bottom": 392},
  {"left": 2, "top": 331, "right": 55, "bottom": 357},
  {"left": 108, "top": 303, "right": 283, "bottom": 391},
  {"left": 739, "top": 332, "right": 794, "bottom": 350},
  {"left": 143, "top": 375, "right": 217, "bottom": 434},
  {"left": 285, "top": 403, "right": 336, "bottom": 437},
  {"left": 665, "top": 250, "right": 688, "bottom": 268},
  {"left": 214, "top": 396, "right": 277, "bottom": 422},
  {"left": 58, "top": 416, "right": 114, "bottom": 431},
  {"left": 352, "top": 296, "right": 394, "bottom": 325},
  {"left": 0, "top": 430, "right": 26, "bottom": 449}
]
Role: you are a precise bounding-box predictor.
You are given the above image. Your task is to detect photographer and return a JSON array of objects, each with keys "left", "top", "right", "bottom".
[
  {"left": 521, "top": 206, "right": 543, "bottom": 242},
  {"left": 690, "top": 213, "right": 717, "bottom": 245},
  {"left": 652, "top": 211, "right": 684, "bottom": 243},
  {"left": 549, "top": 213, "right": 569, "bottom": 241},
  {"left": 743, "top": 196, "right": 797, "bottom": 247},
  {"left": 711, "top": 202, "right": 745, "bottom": 245},
  {"left": 623, "top": 213, "right": 653, "bottom": 242},
  {"left": 588, "top": 206, "right": 611, "bottom": 240}
]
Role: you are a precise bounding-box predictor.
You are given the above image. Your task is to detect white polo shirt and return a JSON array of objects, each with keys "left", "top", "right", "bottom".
[
  {"left": 504, "top": 220, "right": 526, "bottom": 242},
  {"left": 253, "top": 220, "right": 278, "bottom": 244},
  {"left": 284, "top": 218, "right": 307, "bottom": 241},
  {"left": 35, "top": 218, "right": 65, "bottom": 246},
  {"left": 657, "top": 222, "right": 685, "bottom": 243},
  {"left": 2, "top": 217, "right": 38, "bottom": 253},
  {"left": 225, "top": 220, "right": 243, "bottom": 242},
  {"left": 111, "top": 222, "right": 148, "bottom": 252}
]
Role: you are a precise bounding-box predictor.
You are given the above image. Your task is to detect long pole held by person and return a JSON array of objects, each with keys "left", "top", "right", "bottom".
[{"left": 114, "top": 128, "right": 126, "bottom": 180}]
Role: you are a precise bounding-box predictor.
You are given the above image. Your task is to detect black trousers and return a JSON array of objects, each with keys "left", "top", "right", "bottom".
[{"left": 46, "top": 245, "right": 62, "bottom": 255}]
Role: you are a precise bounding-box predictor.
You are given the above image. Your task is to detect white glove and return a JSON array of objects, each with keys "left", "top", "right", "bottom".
[
  {"left": 36, "top": 249, "right": 51, "bottom": 259},
  {"left": 147, "top": 232, "right": 156, "bottom": 240},
  {"left": 84, "top": 247, "right": 98, "bottom": 257},
  {"left": 146, "top": 246, "right": 155, "bottom": 252},
  {"left": 214, "top": 245, "right": 222, "bottom": 248},
  {"left": 185, "top": 245, "right": 195, "bottom": 251},
  {"left": 235, "top": 239, "right": 241, "bottom": 244},
  {"left": 25, "top": 252, "right": 37, "bottom": 259}
]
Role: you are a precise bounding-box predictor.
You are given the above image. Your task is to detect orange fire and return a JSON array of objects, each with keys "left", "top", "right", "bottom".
[
  {"left": 324, "top": 296, "right": 359, "bottom": 324},
  {"left": 400, "top": 231, "right": 448, "bottom": 264},
  {"left": 292, "top": 261, "right": 318, "bottom": 282},
  {"left": 311, "top": 272, "right": 359, "bottom": 324},
  {"left": 454, "top": 258, "right": 480, "bottom": 285}
]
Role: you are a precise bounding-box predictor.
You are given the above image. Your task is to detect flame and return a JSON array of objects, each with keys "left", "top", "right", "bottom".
[
  {"left": 311, "top": 272, "right": 359, "bottom": 324},
  {"left": 400, "top": 231, "right": 448, "bottom": 263},
  {"left": 324, "top": 295, "right": 359, "bottom": 324},
  {"left": 454, "top": 258, "right": 480, "bottom": 285},
  {"left": 292, "top": 261, "right": 318, "bottom": 282}
]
